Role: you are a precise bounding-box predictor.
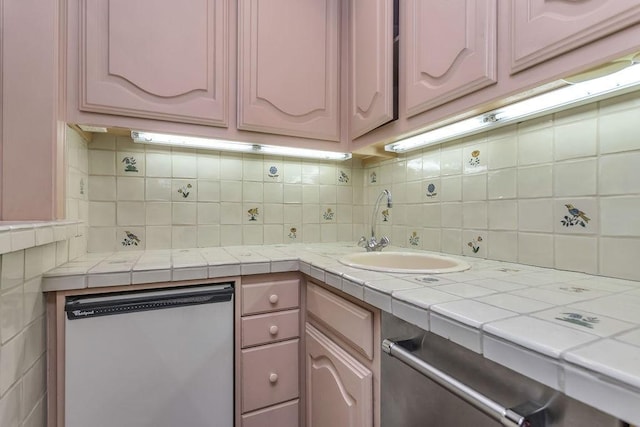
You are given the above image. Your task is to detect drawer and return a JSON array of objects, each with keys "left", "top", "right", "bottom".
[
  {"left": 242, "top": 279, "right": 299, "bottom": 315},
  {"left": 242, "top": 309, "right": 300, "bottom": 348},
  {"left": 306, "top": 281, "right": 374, "bottom": 359},
  {"left": 242, "top": 399, "right": 299, "bottom": 427},
  {"left": 241, "top": 339, "right": 299, "bottom": 413}
]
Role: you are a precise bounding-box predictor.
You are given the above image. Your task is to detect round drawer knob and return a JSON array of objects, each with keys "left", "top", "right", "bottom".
[
  {"left": 269, "top": 325, "right": 279, "bottom": 335},
  {"left": 269, "top": 373, "right": 278, "bottom": 384},
  {"left": 269, "top": 294, "right": 279, "bottom": 304}
]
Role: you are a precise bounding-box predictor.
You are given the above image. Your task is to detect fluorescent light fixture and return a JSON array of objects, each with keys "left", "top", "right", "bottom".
[
  {"left": 131, "top": 131, "right": 352, "bottom": 161},
  {"left": 386, "top": 62, "right": 640, "bottom": 153}
]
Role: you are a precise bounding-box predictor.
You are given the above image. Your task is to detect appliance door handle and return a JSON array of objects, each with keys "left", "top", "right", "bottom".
[
  {"left": 382, "top": 338, "right": 547, "bottom": 427},
  {"left": 65, "top": 284, "right": 234, "bottom": 320}
]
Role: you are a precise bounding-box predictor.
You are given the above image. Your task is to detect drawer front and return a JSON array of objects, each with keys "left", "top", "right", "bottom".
[
  {"left": 242, "top": 399, "right": 299, "bottom": 427},
  {"left": 242, "top": 309, "right": 300, "bottom": 348},
  {"left": 306, "top": 281, "right": 374, "bottom": 359},
  {"left": 242, "top": 339, "right": 299, "bottom": 412},
  {"left": 242, "top": 279, "right": 300, "bottom": 315}
]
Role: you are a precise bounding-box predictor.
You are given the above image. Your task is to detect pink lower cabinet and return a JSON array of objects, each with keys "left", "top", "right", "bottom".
[
  {"left": 238, "top": 274, "right": 301, "bottom": 426},
  {"left": 305, "top": 324, "right": 373, "bottom": 427},
  {"left": 304, "top": 279, "right": 381, "bottom": 427},
  {"left": 242, "top": 400, "right": 300, "bottom": 427}
]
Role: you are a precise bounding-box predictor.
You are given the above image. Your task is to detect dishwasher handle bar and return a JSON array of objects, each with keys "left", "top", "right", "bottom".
[
  {"left": 382, "top": 338, "right": 547, "bottom": 427},
  {"left": 65, "top": 285, "right": 233, "bottom": 320}
]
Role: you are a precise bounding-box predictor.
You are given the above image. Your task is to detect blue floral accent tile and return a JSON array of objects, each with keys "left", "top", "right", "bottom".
[
  {"left": 247, "top": 207, "right": 259, "bottom": 221},
  {"left": 338, "top": 170, "right": 350, "bottom": 183},
  {"left": 370, "top": 171, "right": 377, "bottom": 183},
  {"left": 561, "top": 204, "right": 590, "bottom": 228},
  {"left": 79, "top": 178, "right": 85, "bottom": 195},
  {"left": 426, "top": 182, "right": 437, "bottom": 198},
  {"left": 268, "top": 165, "right": 279, "bottom": 178}
]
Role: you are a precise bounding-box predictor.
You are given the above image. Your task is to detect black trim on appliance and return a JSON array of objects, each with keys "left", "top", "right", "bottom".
[{"left": 65, "top": 283, "right": 234, "bottom": 320}]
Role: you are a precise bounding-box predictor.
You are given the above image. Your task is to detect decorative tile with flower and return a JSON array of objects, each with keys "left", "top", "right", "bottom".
[
  {"left": 338, "top": 170, "right": 349, "bottom": 183},
  {"left": 268, "top": 166, "right": 279, "bottom": 178},
  {"left": 177, "top": 183, "right": 192, "bottom": 198},
  {"left": 288, "top": 227, "right": 297, "bottom": 240},
  {"left": 381, "top": 209, "right": 390, "bottom": 222},
  {"left": 370, "top": 171, "right": 377, "bottom": 183},
  {"left": 426, "top": 183, "right": 437, "bottom": 198},
  {"left": 468, "top": 150, "right": 481, "bottom": 167},
  {"left": 247, "top": 208, "right": 259, "bottom": 221},
  {"left": 467, "top": 236, "right": 483, "bottom": 253},
  {"left": 122, "top": 156, "right": 139, "bottom": 173},
  {"left": 409, "top": 231, "right": 420, "bottom": 246},
  {"left": 323, "top": 208, "right": 335, "bottom": 221}
]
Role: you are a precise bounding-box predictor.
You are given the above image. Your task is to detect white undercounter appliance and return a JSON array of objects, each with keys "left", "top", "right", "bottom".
[{"left": 64, "top": 283, "right": 234, "bottom": 427}]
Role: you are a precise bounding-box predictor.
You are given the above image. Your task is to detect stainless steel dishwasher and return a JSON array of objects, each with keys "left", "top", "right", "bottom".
[
  {"left": 381, "top": 312, "right": 625, "bottom": 427},
  {"left": 64, "top": 283, "right": 234, "bottom": 427}
]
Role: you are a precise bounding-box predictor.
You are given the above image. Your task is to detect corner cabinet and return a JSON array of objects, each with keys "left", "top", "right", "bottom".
[
  {"left": 510, "top": 0, "right": 640, "bottom": 73},
  {"left": 304, "top": 280, "right": 380, "bottom": 427},
  {"left": 403, "top": 0, "right": 497, "bottom": 117},
  {"left": 79, "top": 0, "right": 229, "bottom": 126},
  {"left": 237, "top": 0, "right": 341, "bottom": 142}
]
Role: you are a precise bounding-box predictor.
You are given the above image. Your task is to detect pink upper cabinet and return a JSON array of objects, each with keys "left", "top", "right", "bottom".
[
  {"left": 80, "top": 0, "right": 228, "bottom": 126},
  {"left": 510, "top": 0, "right": 640, "bottom": 73},
  {"left": 237, "top": 0, "right": 341, "bottom": 142},
  {"left": 349, "top": 0, "right": 395, "bottom": 139},
  {"left": 403, "top": 0, "right": 497, "bottom": 118}
]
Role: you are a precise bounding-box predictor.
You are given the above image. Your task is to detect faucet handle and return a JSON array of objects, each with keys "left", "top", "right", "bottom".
[
  {"left": 379, "top": 236, "right": 390, "bottom": 249},
  {"left": 357, "top": 236, "right": 368, "bottom": 248}
]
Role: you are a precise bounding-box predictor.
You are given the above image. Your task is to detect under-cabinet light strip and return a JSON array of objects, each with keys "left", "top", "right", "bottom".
[
  {"left": 131, "top": 131, "right": 352, "bottom": 161},
  {"left": 386, "top": 62, "right": 640, "bottom": 153}
]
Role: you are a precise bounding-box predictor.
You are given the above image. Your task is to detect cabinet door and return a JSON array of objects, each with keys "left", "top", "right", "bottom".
[
  {"left": 510, "top": 0, "right": 640, "bottom": 73},
  {"left": 238, "top": 0, "right": 340, "bottom": 141},
  {"left": 305, "top": 324, "right": 373, "bottom": 427},
  {"left": 80, "top": 0, "right": 228, "bottom": 126},
  {"left": 404, "top": 0, "right": 497, "bottom": 117},
  {"left": 350, "top": 0, "right": 395, "bottom": 139}
]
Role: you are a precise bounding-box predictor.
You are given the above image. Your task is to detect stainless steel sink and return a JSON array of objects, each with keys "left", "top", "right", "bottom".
[{"left": 339, "top": 251, "right": 470, "bottom": 274}]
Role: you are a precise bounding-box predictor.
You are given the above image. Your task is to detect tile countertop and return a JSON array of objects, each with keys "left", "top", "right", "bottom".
[{"left": 42, "top": 243, "right": 640, "bottom": 424}]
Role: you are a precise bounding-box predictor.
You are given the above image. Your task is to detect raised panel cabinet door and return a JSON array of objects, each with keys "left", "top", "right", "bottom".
[
  {"left": 510, "top": 0, "right": 640, "bottom": 73},
  {"left": 404, "top": 0, "right": 497, "bottom": 117},
  {"left": 305, "top": 324, "right": 373, "bottom": 427},
  {"left": 81, "top": 0, "right": 228, "bottom": 126},
  {"left": 350, "top": 0, "right": 395, "bottom": 139},
  {"left": 238, "top": 0, "right": 341, "bottom": 141}
]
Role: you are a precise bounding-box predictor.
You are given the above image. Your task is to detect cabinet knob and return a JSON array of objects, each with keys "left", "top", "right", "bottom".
[
  {"left": 269, "top": 294, "right": 279, "bottom": 304},
  {"left": 269, "top": 373, "right": 278, "bottom": 384},
  {"left": 269, "top": 325, "right": 279, "bottom": 335}
]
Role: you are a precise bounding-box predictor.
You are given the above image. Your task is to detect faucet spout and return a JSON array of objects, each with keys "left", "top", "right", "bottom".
[{"left": 361, "top": 189, "right": 392, "bottom": 251}]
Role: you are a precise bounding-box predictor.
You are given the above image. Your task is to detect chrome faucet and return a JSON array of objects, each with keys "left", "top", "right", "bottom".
[{"left": 358, "top": 189, "right": 392, "bottom": 252}]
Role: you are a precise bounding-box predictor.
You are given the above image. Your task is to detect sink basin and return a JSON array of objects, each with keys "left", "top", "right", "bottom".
[{"left": 339, "top": 251, "right": 470, "bottom": 274}]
